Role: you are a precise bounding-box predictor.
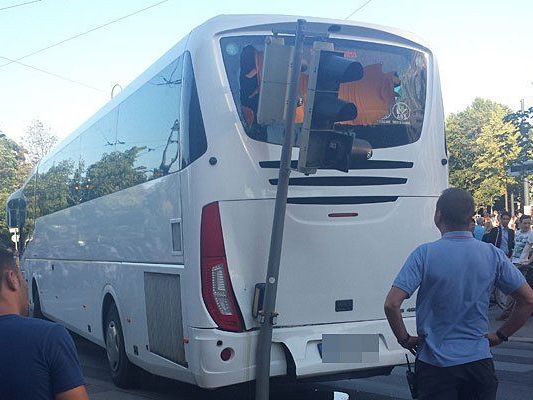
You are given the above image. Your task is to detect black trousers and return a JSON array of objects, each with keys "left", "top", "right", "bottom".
[{"left": 415, "top": 358, "right": 498, "bottom": 400}]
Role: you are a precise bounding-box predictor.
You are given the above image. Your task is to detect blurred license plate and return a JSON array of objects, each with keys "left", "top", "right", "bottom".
[{"left": 319, "top": 334, "right": 379, "bottom": 363}]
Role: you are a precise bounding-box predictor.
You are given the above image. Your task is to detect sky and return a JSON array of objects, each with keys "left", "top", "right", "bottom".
[{"left": 0, "top": 0, "right": 532, "bottom": 142}]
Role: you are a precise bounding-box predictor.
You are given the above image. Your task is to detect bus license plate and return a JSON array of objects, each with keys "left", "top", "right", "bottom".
[{"left": 319, "top": 334, "right": 379, "bottom": 363}]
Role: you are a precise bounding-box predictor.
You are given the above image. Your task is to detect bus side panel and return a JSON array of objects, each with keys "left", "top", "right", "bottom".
[
  {"left": 22, "top": 172, "right": 197, "bottom": 382},
  {"left": 25, "top": 173, "right": 183, "bottom": 265}
]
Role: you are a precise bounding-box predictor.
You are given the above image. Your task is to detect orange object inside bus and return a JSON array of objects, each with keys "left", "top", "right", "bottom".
[{"left": 241, "top": 49, "right": 398, "bottom": 127}]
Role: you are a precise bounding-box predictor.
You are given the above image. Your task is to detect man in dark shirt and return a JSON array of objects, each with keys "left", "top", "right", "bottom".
[
  {"left": 482, "top": 211, "right": 515, "bottom": 257},
  {"left": 0, "top": 247, "right": 89, "bottom": 400}
]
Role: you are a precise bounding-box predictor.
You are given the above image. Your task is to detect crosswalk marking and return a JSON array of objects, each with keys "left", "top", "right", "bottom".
[{"left": 493, "top": 360, "right": 533, "bottom": 373}]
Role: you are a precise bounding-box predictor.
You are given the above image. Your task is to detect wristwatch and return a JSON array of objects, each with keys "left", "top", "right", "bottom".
[{"left": 496, "top": 330, "right": 509, "bottom": 342}]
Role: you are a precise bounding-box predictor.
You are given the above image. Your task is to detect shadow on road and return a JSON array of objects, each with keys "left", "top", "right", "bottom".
[{"left": 72, "top": 333, "right": 354, "bottom": 400}]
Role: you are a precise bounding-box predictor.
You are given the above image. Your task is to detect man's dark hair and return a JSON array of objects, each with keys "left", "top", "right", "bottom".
[
  {"left": 500, "top": 211, "right": 511, "bottom": 218},
  {"left": 0, "top": 247, "right": 16, "bottom": 287},
  {"left": 519, "top": 214, "right": 532, "bottom": 223},
  {"left": 436, "top": 188, "right": 475, "bottom": 229}
]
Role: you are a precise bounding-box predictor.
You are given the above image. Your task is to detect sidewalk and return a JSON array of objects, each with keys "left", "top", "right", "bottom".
[{"left": 489, "top": 307, "right": 533, "bottom": 343}]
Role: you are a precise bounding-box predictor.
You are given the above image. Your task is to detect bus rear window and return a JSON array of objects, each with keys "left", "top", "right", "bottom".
[{"left": 220, "top": 36, "right": 427, "bottom": 149}]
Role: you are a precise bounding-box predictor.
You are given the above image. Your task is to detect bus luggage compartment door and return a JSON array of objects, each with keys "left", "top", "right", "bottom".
[{"left": 218, "top": 197, "right": 435, "bottom": 329}]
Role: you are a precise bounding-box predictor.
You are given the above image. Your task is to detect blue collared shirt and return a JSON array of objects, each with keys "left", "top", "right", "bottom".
[
  {"left": 473, "top": 225, "right": 485, "bottom": 240},
  {"left": 393, "top": 231, "right": 525, "bottom": 367}
]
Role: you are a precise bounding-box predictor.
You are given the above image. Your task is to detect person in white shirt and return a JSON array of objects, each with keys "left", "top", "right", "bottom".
[
  {"left": 513, "top": 215, "right": 533, "bottom": 264},
  {"left": 498, "top": 215, "right": 533, "bottom": 320}
]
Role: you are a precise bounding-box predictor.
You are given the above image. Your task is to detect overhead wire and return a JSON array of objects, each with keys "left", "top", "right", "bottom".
[
  {"left": 0, "top": 0, "right": 170, "bottom": 69},
  {"left": 344, "top": 0, "right": 375, "bottom": 20},
  {"left": 0, "top": 55, "right": 105, "bottom": 92},
  {"left": 0, "top": 0, "right": 41, "bottom": 12},
  {"left": 0, "top": 0, "right": 170, "bottom": 92}
]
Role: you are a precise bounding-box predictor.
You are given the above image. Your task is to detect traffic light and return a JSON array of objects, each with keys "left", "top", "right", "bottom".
[{"left": 298, "top": 42, "right": 372, "bottom": 174}]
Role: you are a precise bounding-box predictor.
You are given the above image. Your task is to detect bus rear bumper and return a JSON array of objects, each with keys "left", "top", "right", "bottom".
[{"left": 189, "top": 317, "right": 415, "bottom": 389}]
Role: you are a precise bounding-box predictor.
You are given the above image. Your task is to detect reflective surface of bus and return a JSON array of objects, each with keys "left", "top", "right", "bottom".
[{"left": 8, "top": 15, "right": 447, "bottom": 389}]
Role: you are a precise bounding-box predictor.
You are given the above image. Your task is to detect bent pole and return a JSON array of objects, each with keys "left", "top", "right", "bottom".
[{"left": 255, "top": 19, "right": 306, "bottom": 400}]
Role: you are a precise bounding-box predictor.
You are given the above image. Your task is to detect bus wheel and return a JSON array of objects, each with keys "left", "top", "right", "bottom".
[
  {"left": 104, "top": 303, "right": 140, "bottom": 388},
  {"left": 32, "top": 280, "right": 44, "bottom": 319}
]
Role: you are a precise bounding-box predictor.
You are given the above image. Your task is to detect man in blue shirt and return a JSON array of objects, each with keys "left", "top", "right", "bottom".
[
  {"left": 473, "top": 216, "right": 485, "bottom": 240},
  {"left": 384, "top": 188, "right": 533, "bottom": 400},
  {"left": 0, "top": 247, "right": 89, "bottom": 400}
]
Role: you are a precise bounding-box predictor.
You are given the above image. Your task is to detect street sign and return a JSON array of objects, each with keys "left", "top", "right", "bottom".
[
  {"left": 11, "top": 233, "right": 19, "bottom": 243},
  {"left": 508, "top": 160, "right": 533, "bottom": 177}
]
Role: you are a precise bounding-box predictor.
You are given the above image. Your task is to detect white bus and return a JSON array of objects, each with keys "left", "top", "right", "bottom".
[{"left": 9, "top": 15, "right": 447, "bottom": 390}]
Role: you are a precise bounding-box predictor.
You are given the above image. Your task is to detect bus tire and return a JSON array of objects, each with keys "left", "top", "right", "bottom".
[
  {"left": 32, "top": 280, "right": 44, "bottom": 319},
  {"left": 104, "top": 303, "right": 140, "bottom": 388}
]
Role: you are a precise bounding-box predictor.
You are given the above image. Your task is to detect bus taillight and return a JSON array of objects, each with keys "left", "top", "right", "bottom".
[{"left": 201, "top": 202, "right": 244, "bottom": 332}]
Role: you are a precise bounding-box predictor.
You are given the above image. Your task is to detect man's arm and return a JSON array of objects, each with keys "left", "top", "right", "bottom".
[
  {"left": 518, "top": 242, "right": 533, "bottom": 265},
  {"left": 384, "top": 286, "right": 419, "bottom": 350},
  {"left": 488, "top": 283, "right": 533, "bottom": 346},
  {"left": 56, "top": 386, "right": 89, "bottom": 400}
]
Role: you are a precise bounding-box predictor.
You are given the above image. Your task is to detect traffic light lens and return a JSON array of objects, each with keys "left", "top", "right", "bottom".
[
  {"left": 312, "top": 93, "right": 357, "bottom": 127},
  {"left": 317, "top": 52, "right": 364, "bottom": 91}
]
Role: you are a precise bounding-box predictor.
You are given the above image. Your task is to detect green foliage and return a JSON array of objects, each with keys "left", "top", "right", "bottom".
[
  {"left": 80, "top": 147, "right": 148, "bottom": 202},
  {"left": 35, "top": 160, "right": 77, "bottom": 217},
  {"left": 33, "top": 147, "right": 149, "bottom": 217},
  {"left": 0, "top": 134, "right": 31, "bottom": 248},
  {"left": 503, "top": 106, "right": 533, "bottom": 165},
  {"left": 446, "top": 98, "right": 522, "bottom": 206}
]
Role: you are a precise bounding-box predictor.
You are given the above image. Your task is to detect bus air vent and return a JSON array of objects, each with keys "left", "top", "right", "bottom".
[{"left": 144, "top": 272, "right": 186, "bottom": 365}]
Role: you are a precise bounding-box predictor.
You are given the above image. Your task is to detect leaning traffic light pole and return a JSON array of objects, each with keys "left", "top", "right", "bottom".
[
  {"left": 255, "top": 19, "right": 306, "bottom": 400},
  {"left": 255, "top": 20, "right": 374, "bottom": 399}
]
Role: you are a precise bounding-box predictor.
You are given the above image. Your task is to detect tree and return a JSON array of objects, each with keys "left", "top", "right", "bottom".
[
  {"left": 473, "top": 104, "right": 519, "bottom": 205},
  {"left": 80, "top": 147, "right": 147, "bottom": 202},
  {"left": 503, "top": 106, "right": 533, "bottom": 208},
  {"left": 504, "top": 106, "right": 533, "bottom": 163},
  {"left": 23, "top": 119, "right": 57, "bottom": 165},
  {"left": 0, "top": 134, "right": 31, "bottom": 248},
  {"left": 446, "top": 98, "right": 501, "bottom": 195},
  {"left": 446, "top": 98, "right": 519, "bottom": 208}
]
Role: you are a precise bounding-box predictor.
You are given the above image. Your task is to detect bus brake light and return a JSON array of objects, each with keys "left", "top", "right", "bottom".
[{"left": 201, "top": 202, "right": 244, "bottom": 332}]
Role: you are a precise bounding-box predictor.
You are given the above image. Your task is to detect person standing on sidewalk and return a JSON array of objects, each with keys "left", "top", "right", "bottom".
[
  {"left": 473, "top": 216, "right": 485, "bottom": 240},
  {"left": 497, "top": 215, "right": 533, "bottom": 320},
  {"left": 0, "top": 247, "right": 89, "bottom": 400},
  {"left": 482, "top": 211, "right": 515, "bottom": 258},
  {"left": 384, "top": 188, "right": 533, "bottom": 400},
  {"left": 512, "top": 215, "right": 533, "bottom": 268}
]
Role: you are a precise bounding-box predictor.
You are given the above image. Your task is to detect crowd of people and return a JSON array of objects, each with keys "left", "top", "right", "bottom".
[
  {"left": 471, "top": 210, "right": 531, "bottom": 239},
  {"left": 470, "top": 211, "right": 533, "bottom": 321}
]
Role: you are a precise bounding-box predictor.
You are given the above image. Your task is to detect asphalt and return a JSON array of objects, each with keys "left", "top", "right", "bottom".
[{"left": 76, "top": 307, "right": 533, "bottom": 399}]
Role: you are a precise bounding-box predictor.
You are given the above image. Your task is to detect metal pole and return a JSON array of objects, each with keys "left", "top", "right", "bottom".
[
  {"left": 255, "top": 19, "right": 306, "bottom": 400},
  {"left": 521, "top": 99, "right": 530, "bottom": 210},
  {"left": 525, "top": 178, "right": 531, "bottom": 209}
]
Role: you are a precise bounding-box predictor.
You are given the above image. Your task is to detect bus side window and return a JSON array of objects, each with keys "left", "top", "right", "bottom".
[{"left": 180, "top": 51, "right": 207, "bottom": 170}]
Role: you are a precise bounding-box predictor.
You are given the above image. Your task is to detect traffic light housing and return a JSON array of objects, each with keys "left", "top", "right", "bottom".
[{"left": 298, "top": 42, "right": 371, "bottom": 174}]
